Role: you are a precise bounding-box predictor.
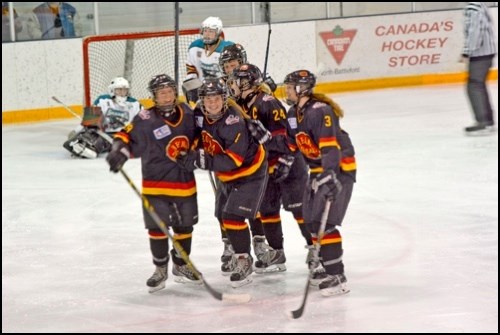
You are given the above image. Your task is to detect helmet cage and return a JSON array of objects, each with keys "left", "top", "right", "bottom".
[{"left": 198, "top": 78, "right": 228, "bottom": 120}]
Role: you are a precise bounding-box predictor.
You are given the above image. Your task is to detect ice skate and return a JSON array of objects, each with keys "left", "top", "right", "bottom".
[
  {"left": 252, "top": 235, "right": 269, "bottom": 262},
  {"left": 319, "top": 274, "right": 350, "bottom": 296},
  {"left": 147, "top": 265, "right": 168, "bottom": 293},
  {"left": 254, "top": 248, "right": 286, "bottom": 274},
  {"left": 172, "top": 263, "right": 202, "bottom": 285},
  {"left": 230, "top": 253, "right": 253, "bottom": 288}
]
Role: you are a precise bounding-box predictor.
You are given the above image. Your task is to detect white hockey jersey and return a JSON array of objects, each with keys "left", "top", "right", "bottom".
[
  {"left": 93, "top": 94, "right": 142, "bottom": 133},
  {"left": 185, "top": 39, "right": 234, "bottom": 82}
]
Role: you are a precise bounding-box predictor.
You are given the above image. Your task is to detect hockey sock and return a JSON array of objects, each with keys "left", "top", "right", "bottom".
[
  {"left": 148, "top": 229, "right": 169, "bottom": 266},
  {"left": 248, "top": 217, "right": 265, "bottom": 236},
  {"left": 293, "top": 211, "right": 312, "bottom": 245},
  {"left": 318, "top": 229, "right": 344, "bottom": 275},
  {"left": 222, "top": 213, "right": 251, "bottom": 254},
  {"left": 261, "top": 213, "right": 284, "bottom": 249}
]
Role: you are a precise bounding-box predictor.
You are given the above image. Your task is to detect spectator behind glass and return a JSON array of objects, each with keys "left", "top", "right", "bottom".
[
  {"left": 2, "top": 2, "right": 23, "bottom": 42},
  {"left": 29, "top": 2, "right": 81, "bottom": 39}
]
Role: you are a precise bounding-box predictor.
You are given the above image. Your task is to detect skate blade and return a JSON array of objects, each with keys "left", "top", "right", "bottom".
[
  {"left": 320, "top": 285, "right": 350, "bottom": 297},
  {"left": 230, "top": 276, "right": 253, "bottom": 288},
  {"left": 148, "top": 281, "right": 166, "bottom": 293},
  {"left": 173, "top": 275, "right": 203, "bottom": 285},
  {"left": 254, "top": 264, "right": 286, "bottom": 274},
  {"left": 465, "top": 128, "right": 497, "bottom": 136}
]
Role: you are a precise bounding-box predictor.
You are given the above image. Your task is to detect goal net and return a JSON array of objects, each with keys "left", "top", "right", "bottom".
[{"left": 83, "top": 29, "right": 200, "bottom": 106}]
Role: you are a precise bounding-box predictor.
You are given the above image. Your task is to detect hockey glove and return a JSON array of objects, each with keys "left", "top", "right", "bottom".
[
  {"left": 106, "top": 140, "right": 130, "bottom": 173},
  {"left": 264, "top": 76, "right": 277, "bottom": 93},
  {"left": 271, "top": 155, "right": 295, "bottom": 183},
  {"left": 177, "top": 149, "right": 208, "bottom": 172},
  {"left": 246, "top": 119, "right": 272, "bottom": 144},
  {"left": 312, "top": 170, "right": 342, "bottom": 200}
]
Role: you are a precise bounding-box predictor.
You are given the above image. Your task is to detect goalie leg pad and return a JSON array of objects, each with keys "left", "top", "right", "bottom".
[{"left": 62, "top": 129, "right": 111, "bottom": 158}]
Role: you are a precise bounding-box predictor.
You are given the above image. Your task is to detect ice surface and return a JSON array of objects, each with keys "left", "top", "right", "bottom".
[{"left": 2, "top": 83, "right": 498, "bottom": 332}]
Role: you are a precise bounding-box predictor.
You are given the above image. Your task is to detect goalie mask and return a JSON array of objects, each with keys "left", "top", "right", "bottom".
[
  {"left": 227, "top": 63, "right": 263, "bottom": 101},
  {"left": 108, "top": 77, "right": 130, "bottom": 105},
  {"left": 201, "top": 16, "right": 223, "bottom": 45},
  {"left": 198, "top": 77, "right": 228, "bottom": 121},
  {"left": 219, "top": 44, "right": 247, "bottom": 77},
  {"left": 148, "top": 74, "right": 177, "bottom": 118},
  {"left": 283, "top": 70, "right": 316, "bottom": 105}
]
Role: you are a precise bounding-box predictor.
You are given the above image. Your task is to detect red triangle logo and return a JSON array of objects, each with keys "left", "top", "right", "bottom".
[{"left": 320, "top": 26, "right": 357, "bottom": 66}]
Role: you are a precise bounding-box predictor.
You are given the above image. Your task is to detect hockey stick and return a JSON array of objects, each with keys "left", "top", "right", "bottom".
[
  {"left": 208, "top": 171, "right": 217, "bottom": 194},
  {"left": 52, "top": 96, "right": 82, "bottom": 120},
  {"left": 262, "top": 2, "right": 272, "bottom": 77},
  {"left": 52, "top": 96, "right": 114, "bottom": 144},
  {"left": 288, "top": 198, "right": 332, "bottom": 319},
  {"left": 119, "top": 168, "right": 252, "bottom": 304}
]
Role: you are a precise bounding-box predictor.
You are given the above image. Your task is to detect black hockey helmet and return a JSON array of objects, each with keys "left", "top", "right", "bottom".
[
  {"left": 148, "top": 74, "right": 177, "bottom": 117},
  {"left": 229, "top": 64, "right": 263, "bottom": 91},
  {"left": 198, "top": 77, "right": 228, "bottom": 120},
  {"left": 283, "top": 70, "right": 316, "bottom": 97},
  {"left": 219, "top": 44, "right": 248, "bottom": 70}
]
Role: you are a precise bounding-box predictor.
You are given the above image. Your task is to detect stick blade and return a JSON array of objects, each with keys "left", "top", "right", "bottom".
[
  {"left": 288, "top": 307, "right": 304, "bottom": 320},
  {"left": 222, "top": 293, "right": 252, "bottom": 303}
]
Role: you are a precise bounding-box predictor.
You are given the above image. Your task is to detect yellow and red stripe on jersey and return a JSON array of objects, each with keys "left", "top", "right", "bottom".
[
  {"left": 222, "top": 219, "right": 248, "bottom": 231},
  {"left": 216, "top": 144, "right": 266, "bottom": 182},
  {"left": 186, "top": 64, "right": 197, "bottom": 75},
  {"left": 225, "top": 149, "right": 244, "bottom": 167},
  {"left": 319, "top": 136, "right": 340, "bottom": 150},
  {"left": 114, "top": 131, "right": 130, "bottom": 144},
  {"left": 142, "top": 179, "right": 196, "bottom": 197},
  {"left": 340, "top": 156, "right": 356, "bottom": 172}
]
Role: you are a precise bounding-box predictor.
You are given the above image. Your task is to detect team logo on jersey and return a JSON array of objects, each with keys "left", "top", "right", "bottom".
[
  {"left": 262, "top": 95, "right": 274, "bottom": 102},
  {"left": 225, "top": 114, "right": 240, "bottom": 125},
  {"left": 296, "top": 132, "right": 320, "bottom": 159},
  {"left": 166, "top": 136, "right": 190, "bottom": 160},
  {"left": 153, "top": 125, "right": 171, "bottom": 139},
  {"left": 196, "top": 116, "right": 204, "bottom": 128},
  {"left": 288, "top": 117, "right": 297, "bottom": 129},
  {"left": 312, "top": 102, "right": 327, "bottom": 109},
  {"left": 201, "top": 131, "right": 224, "bottom": 156},
  {"left": 319, "top": 25, "right": 357, "bottom": 65}
]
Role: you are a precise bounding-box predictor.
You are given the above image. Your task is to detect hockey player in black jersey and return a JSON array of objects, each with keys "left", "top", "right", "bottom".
[
  {"left": 177, "top": 77, "right": 268, "bottom": 288},
  {"left": 218, "top": 44, "right": 270, "bottom": 269},
  {"left": 284, "top": 70, "right": 356, "bottom": 296},
  {"left": 106, "top": 74, "right": 201, "bottom": 293},
  {"left": 229, "top": 63, "right": 313, "bottom": 273}
]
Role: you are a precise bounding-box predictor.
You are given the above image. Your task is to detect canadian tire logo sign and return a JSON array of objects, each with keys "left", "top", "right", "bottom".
[{"left": 320, "top": 25, "right": 357, "bottom": 65}]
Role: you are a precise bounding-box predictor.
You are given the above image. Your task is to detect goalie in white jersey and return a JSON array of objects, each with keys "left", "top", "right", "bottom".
[
  {"left": 182, "top": 16, "right": 234, "bottom": 105},
  {"left": 63, "top": 77, "right": 141, "bottom": 159}
]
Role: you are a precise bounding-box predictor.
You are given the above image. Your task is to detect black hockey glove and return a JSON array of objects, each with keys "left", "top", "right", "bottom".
[
  {"left": 264, "top": 76, "right": 277, "bottom": 93},
  {"left": 272, "top": 154, "right": 295, "bottom": 183},
  {"left": 106, "top": 140, "right": 130, "bottom": 173},
  {"left": 177, "top": 149, "right": 208, "bottom": 172},
  {"left": 246, "top": 119, "right": 271, "bottom": 144},
  {"left": 312, "top": 170, "right": 342, "bottom": 200}
]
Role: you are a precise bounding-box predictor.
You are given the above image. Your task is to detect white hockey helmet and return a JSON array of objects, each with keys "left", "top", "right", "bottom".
[
  {"left": 108, "top": 77, "right": 130, "bottom": 104},
  {"left": 201, "top": 16, "right": 223, "bottom": 45}
]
